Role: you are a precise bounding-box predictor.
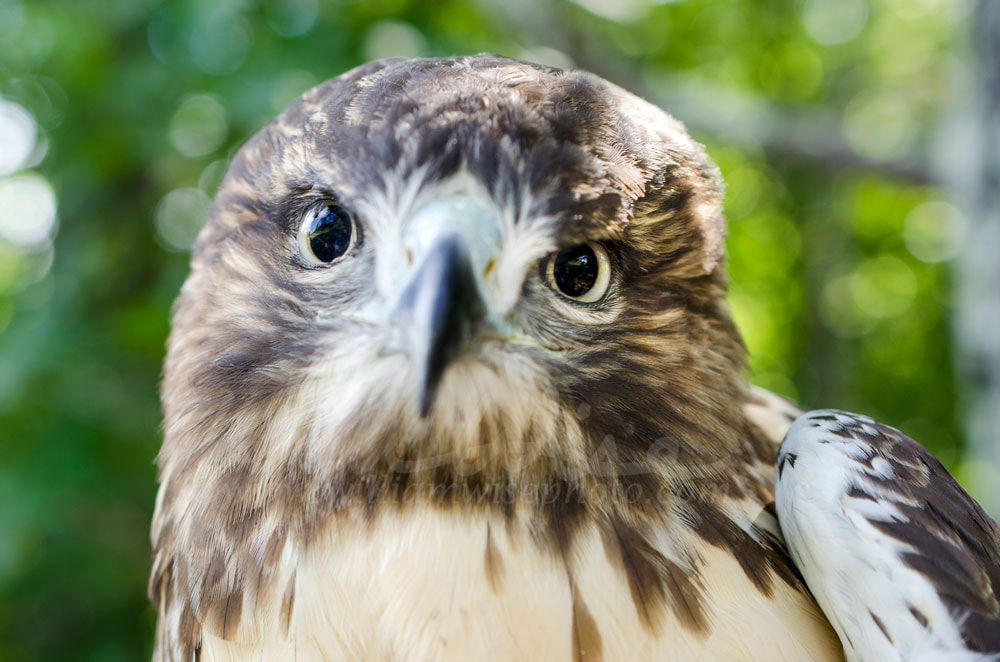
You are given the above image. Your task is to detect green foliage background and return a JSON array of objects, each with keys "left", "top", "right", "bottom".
[{"left": 0, "top": 0, "right": 975, "bottom": 658}]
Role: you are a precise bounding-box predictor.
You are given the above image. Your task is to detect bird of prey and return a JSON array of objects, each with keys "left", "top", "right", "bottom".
[{"left": 149, "top": 54, "right": 1000, "bottom": 661}]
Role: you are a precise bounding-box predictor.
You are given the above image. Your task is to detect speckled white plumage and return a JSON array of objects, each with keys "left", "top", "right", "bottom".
[{"left": 776, "top": 410, "right": 1000, "bottom": 662}]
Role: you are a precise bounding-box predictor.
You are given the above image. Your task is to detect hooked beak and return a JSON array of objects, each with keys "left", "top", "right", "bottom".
[{"left": 391, "top": 232, "right": 486, "bottom": 415}]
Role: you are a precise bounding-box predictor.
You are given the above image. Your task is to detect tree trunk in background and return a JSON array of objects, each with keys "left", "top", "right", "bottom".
[{"left": 955, "top": 0, "right": 1000, "bottom": 515}]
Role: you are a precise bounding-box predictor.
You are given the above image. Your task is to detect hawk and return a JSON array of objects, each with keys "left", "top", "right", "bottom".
[{"left": 149, "top": 55, "right": 1000, "bottom": 661}]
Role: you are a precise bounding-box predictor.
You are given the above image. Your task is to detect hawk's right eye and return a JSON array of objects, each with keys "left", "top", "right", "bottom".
[
  {"left": 545, "top": 242, "right": 611, "bottom": 303},
  {"left": 299, "top": 202, "right": 357, "bottom": 265}
]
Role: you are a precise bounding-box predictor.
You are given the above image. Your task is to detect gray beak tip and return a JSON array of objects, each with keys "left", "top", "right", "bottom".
[{"left": 393, "top": 233, "right": 486, "bottom": 415}]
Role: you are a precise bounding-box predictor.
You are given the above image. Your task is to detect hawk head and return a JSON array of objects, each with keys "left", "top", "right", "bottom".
[{"left": 152, "top": 56, "right": 788, "bottom": 641}]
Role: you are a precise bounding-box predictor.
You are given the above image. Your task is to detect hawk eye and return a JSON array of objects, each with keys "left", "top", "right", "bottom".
[
  {"left": 299, "top": 202, "right": 356, "bottom": 264},
  {"left": 545, "top": 242, "right": 611, "bottom": 303}
]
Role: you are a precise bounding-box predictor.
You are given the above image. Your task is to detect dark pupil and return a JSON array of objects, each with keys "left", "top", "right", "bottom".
[
  {"left": 308, "top": 205, "right": 353, "bottom": 262},
  {"left": 553, "top": 244, "right": 598, "bottom": 297}
]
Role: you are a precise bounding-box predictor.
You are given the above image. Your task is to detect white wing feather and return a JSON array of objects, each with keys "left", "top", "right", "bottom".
[{"left": 775, "top": 409, "right": 1000, "bottom": 662}]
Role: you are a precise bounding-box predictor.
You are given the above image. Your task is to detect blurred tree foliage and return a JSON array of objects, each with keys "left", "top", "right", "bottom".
[{"left": 0, "top": 0, "right": 975, "bottom": 658}]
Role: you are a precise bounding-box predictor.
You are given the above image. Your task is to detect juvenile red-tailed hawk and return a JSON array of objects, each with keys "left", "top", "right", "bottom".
[{"left": 149, "top": 55, "right": 1000, "bottom": 661}]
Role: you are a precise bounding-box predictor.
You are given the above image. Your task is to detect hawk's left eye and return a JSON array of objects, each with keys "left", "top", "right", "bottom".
[
  {"left": 299, "top": 202, "right": 357, "bottom": 265},
  {"left": 545, "top": 241, "right": 611, "bottom": 303}
]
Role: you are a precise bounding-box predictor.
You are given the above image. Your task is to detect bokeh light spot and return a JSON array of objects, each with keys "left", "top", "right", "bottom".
[
  {"left": 18, "top": 243, "right": 54, "bottom": 287},
  {"left": 904, "top": 200, "right": 967, "bottom": 263},
  {"left": 0, "top": 0, "right": 26, "bottom": 41},
  {"left": 265, "top": 0, "right": 318, "bottom": 37},
  {"left": 198, "top": 159, "right": 230, "bottom": 196},
  {"left": 362, "top": 21, "right": 428, "bottom": 61},
  {"left": 0, "top": 99, "right": 36, "bottom": 176},
  {"left": 851, "top": 255, "right": 918, "bottom": 320},
  {"left": 570, "top": 0, "right": 647, "bottom": 22},
  {"left": 5, "top": 75, "right": 68, "bottom": 129},
  {"left": 168, "top": 94, "right": 228, "bottom": 158},
  {"left": 7, "top": 12, "right": 55, "bottom": 70},
  {"left": 0, "top": 173, "right": 57, "bottom": 247},
  {"left": 821, "top": 272, "right": 877, "bottom": 338},
  {"left": 189, "top": 16, "right": 252, "bottom": 75},
  {"left": 843, "top": 92, "right": 917, "bottom": 161},
  {"left": 802, "top": 0, "right": 868, "bottom": 45},
  {"left": 155, "top": 187, "right": 211, "bottom": 251}
]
